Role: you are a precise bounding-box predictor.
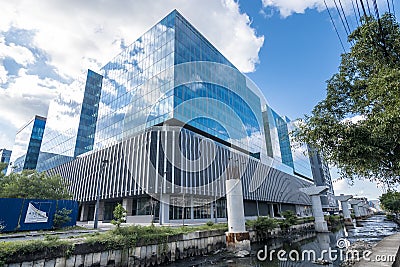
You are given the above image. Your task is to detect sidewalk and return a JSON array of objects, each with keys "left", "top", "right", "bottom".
[{"left": 354, "top": 233, "right": 400, "bottom": 267}]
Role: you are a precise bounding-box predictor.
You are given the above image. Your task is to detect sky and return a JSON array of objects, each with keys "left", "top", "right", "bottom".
[{"left": 0, "top": 0, "right": 398, "bottom": 199}]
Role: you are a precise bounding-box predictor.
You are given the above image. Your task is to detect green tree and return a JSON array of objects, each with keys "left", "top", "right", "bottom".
[
  {"left": 296, "top": 13, "right": 400, "bottom": 185},
  {"left": 0, "top": 170, "right": 72, "bottom": 200},
  {"left": 380, "top": 191, "right": 400, "bottom": 216},
  {"left": 53, "top": 208, "right": 72, "bottom": 229},
  {"left": 251, "top": 216, "right": 278, "bottom": 240},
  {"left": 0, "top": 162, "right": 6, "bottom": 177},
  {"left": 280, "top": 210, "right": 297, "bottom": 230},
  {"left": 111, "top": 203, "right": 127, "bottom": 229}
]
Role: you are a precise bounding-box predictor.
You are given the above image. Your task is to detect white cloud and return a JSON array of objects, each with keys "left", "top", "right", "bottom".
[
  {"left": 0, "top": 38, "right": 35, "bottom": 67},
  {"left": 262, "top": 0, "right": 390, "bottom": 18},
  {"left": 0, "top": 0, "right": 263, "bottom": 78},
  {"left": 0, "top": 69, "right": 63, "bottom": 128},
  {"left": 0, "top": 0, "right": 264, "bottom": 148},
  {"left": 0, "top": 65, "right": 7, "bottom": 84},
  {"left": 341, "top": 114, "right": 366, "bottom": 124}
]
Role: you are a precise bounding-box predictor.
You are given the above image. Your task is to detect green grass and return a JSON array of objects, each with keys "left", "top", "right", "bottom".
[
  {"left": 0, "top": 238, "right": 73, "bottom": 265},
  {"left": 0, "top": 223, "right": 228, "bottom": 264}
]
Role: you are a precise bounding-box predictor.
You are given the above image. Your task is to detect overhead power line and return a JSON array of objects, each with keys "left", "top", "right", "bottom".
[
  {"left": 351, "top": 0, "right": 361, "bottom": 27},
  {"left": 355, "top": 0, "right": 363, "bottom": 23},
  {"left": 372, "top": 0, "right": 390, "bottom": 59},
  {"left": 386, "top": 0, "right": 391, "bottom": 14},
  {"left": 334, "top": 0, "right": 351, "bottom": 36},
  {"left": 324, "top": 0, "right": 347, "bottom": 53},
  {"left": 365, "top": 0, "right": 373, "bottom": 17},
  {"left": 372, "top": 0, "right": 379, "bottom": 19},
  {"left": 358, "top": 0, "right": 368, "bottom": 18},
  {"left": 338, "top": 0, "right": 353, "bottom": 34}
]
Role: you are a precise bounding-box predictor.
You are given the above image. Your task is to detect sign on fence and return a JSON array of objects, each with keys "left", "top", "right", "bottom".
[{"left": 0, "top": 198, "right": 78, "bottom": 232}]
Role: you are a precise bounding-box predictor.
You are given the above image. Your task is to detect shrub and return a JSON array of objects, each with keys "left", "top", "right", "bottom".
[
  {"left": 53, "top": 208, "right": 72, "bottom": 229},
  {"left": 280, "top": 210, "right": 297, "bottom": 230},
  {"left": 250, "top": 216, "right": 278, "bottom": 240},
  {"left": 206, "top": 221, "right": 214, "bottom": 227},
  {"left": 111, "top": 204, "right": 127, "bottom": 229}
]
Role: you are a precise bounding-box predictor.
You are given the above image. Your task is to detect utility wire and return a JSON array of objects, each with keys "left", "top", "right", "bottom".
[
  {"left": 386, "top": 0, "right": 391, "bottom": 14},
  {"left": 372, "top": 0, "right": 379, "bottom": 19},
  {"left": 372, "top": 0, "right": 390, "bottom": 59},
  {"left": 365, "top": 0, "right": 373, "bottom": 17},
  {"left": 334, "top": 0, "right": 351, "bottom": 36},
  {"left": 392, "top": 0, "right": 395, "bottom": 17},
  {"left": 338, "top": 0, "right": 353, "bottom": 34},
  {"left": 358, "top": 0, "right": 368, "bottom": 18},
  {"left": 355, "top": 0, "right": 363, "bottom": 24},
  {"left": 324, "top": 0, "right": 347, "bottom": 53},
  {"left": 352, "top": 0, "right": 361, "bottom": 27}
]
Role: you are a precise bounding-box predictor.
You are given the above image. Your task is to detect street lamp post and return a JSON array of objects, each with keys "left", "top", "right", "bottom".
[{"left": 94, "top": 159, "right": 109, "bottom": 229}]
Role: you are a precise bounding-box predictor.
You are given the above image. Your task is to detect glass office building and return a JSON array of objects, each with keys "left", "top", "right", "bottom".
[
  {"left": 36, "top": 70, "right": 103, "bottom": 172},
  {"left": 309, "top": 148, "right": 338, "bottom": 212},
  {"left": 8, "top": 116, "right": 46, "bottom": 174},
  {"left": 0, "top": 149, "right": 12, "bottom": 174},
  {"left": 39, "top": 10, "right": 333, "bottom": 222}
]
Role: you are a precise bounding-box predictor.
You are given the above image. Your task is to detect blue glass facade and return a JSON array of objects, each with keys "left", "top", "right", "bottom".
[
  {"left": 0, "top": 149, "right": 12, "bottom": 174},
  {"left": 37, "top": 70, "right": 102, "bottom": 172},
  {"left": 92, "top": 11, "right": 265, "bottom": 159},
  {"left": 271, "top": 109, "right": 294, "bottom": 168},
  {"left": 8, "top": 116, "right": 46, "bottom": 173},
  {"left": 74, "top": 70, "right": 103, "bottom": 157},
  {"left": 93, "top": 12, "right": 175, "bottom": 149}
]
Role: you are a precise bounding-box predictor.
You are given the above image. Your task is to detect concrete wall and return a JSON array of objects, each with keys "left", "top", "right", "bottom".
[
  {"left": 3, "top": 230, "right": 226, "bottom": 267},
  {"left": 3, "top": 222, "right": 315, "bottom": 267}
]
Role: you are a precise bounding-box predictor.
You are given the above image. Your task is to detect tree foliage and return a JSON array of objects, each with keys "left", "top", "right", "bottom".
[
  {"left": 0, "top": 170, "right": 72, "bottom": 200},
  {"left": 53, "top": 208, "right": 72, "bottom": 229},
  {"left": 296, "top": 13, "right": 400, "bottom": 185},
  {"left": 111, "top": 203, "right": 127, "bottom": 228},
  {"left": 0, "top": 163, "right": 7, "bottom": 178},
  {"left": 379, "top": 191, "right": 400, "bottom": 215},
  {"left": 280, "top": 210, "right": 297, "bottom": 230}
]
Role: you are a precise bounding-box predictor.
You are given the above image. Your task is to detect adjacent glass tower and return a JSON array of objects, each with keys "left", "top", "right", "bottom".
[
  {"left": 36, "top": 70, "right": 102, "bottom": 172},
  {"left": 8, "top": 116, "right": 46, "bottom": 174},
  {"left": 0, "top": 149, "right": 12, "bottom": 174}
]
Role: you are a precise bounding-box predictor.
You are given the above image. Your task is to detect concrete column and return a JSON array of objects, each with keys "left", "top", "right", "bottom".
[
  {"left": 211, "top": 202, "right": 215, "bottom": 220},
  {"left": 361, "top": 206, "right": 368, "bottom": 219},
  {"left": 159, "top": 194, "right": 170, "bottom": 225},
  {"left": 349, "top": 199, "right": 362, "bottom": 220},
  {"left": 300, "top": 186, "right": 329, "bottom": 232},
  {"left": 97, "top": 201, "right": 104, "bottom": 221},
  {"left": 269, "top": 204, "right": 274, "bottom": 217},
  {"left": 80, "top": 203, "right": 89, "bottom": 221},
  {"left": 335, "top": 195, "right": 353, "bottom": 226},
  {"left": 190, "top": 196, "right": 194, "bottom": 220},
  {"left": 122, "top": 198, "right": 133, "bottom": 216},
  {"left": 359, "top": 204, "right": 366, "bottom": 218},
  {"left": 226, "top": 179, "right": 246, "bottom": 232},
  {"left": 364, "top": 204, "right": 371, "bottom": 217},
  {"left": 225, "top": 178, "right": 250, "bottom": 252}
]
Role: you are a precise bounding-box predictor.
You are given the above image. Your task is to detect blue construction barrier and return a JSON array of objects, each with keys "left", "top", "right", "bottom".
[{"left": 0, "top": 198, "right": 78, "bottom": 232}]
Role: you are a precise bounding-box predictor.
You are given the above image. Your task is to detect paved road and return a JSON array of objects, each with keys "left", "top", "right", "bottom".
[{"left": 354, "top": 232, "right": 400, "bottom": 267}]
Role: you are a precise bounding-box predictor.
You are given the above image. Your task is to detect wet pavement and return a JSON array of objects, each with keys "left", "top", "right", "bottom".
[{"left": 166, "top": 215, "right": 400, "bottom": 267}]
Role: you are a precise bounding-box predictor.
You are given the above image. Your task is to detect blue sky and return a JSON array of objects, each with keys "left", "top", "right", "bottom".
[{"left": 0, "top": 0, "right": 398, "bottom": 199}]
